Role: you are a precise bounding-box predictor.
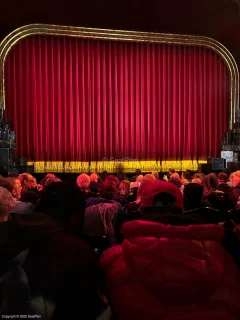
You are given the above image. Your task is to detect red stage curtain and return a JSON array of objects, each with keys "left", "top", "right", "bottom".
[{"left": 4, "top": 35, "right": 229, "bottom": 162}]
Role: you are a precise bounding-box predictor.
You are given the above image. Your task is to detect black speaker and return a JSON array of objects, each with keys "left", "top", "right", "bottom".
[
  {"left": 198, "top": 163, "right": 213, "bottom": 173},
  {"left": 207, "top": 158, "right": 226, "bottom": 170},
  {"left": 0, "top": 148, "right": 9, "bottom": 173},
  {"left": 227, "top": 162, "right": 240, "bottom": 172}
]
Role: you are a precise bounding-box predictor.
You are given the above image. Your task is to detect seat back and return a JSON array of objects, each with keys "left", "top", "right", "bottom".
[
  {"left": 211, "top": 196, "right": 232, "bottom": 216},
  {"left": 184, "top": 207, "right": 223, "bottom": 224},
  {"left": 142, "top": 206, "right": 182, "bottom": 215}
]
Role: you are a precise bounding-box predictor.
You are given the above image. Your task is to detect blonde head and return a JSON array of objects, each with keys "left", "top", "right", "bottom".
[
  {"left": 151, "top": 171, "right": 159, "bottom": 179},
  {"left": 90, "top": 173, "right": 99, "bottom": 183},
  {"left": 230, "top": 170, "right": 240, "bottom": 187},
  {"left": 77, "top": 173, "right": 90, "bottom": 190},
  {"left": 136, "top": 175, "right": 144, "bottom": 182},
  {"left": 137, "top": 174, "right": 156, "bottom": 199},
  {"left": 192, "top": 178, "right": 202, "bottom": 185}
]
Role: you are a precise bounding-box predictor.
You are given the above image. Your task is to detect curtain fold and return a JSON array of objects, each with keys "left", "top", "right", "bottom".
[{"left": 4, "top": 35, "right": 229, "bottom": 163}]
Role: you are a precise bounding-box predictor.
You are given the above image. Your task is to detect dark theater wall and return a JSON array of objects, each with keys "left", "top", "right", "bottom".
[{"left": 0, "top": 0, "right": 240, "bottom": 68}]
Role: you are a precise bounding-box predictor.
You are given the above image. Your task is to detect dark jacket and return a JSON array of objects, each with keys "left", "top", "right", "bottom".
[
  {"left": 184, "top": 199, "right": 212, "bottom": 211},
  {"left": 20, "top": 189, "right": 39, "bottom": 204},
  {"left": 0, "top": 213, "right": 62, "bottom": 275},
  {"left": 89, "top": 181, "right": 99, "bottom": 194},
  {"left": 231, "top": 184, "right": 240, "bottom": 207},
  {"left": 12, "top": 200, "right": 35, "bottom": 214},
  {"left": 1, "top": 213, "right": 98, "bottom": 280},
  {"left": 1, "top": 213, "right": 101, "bottom": 319},
  {"left": 218, "top": 183, "right": 232, "bottom": 194}
]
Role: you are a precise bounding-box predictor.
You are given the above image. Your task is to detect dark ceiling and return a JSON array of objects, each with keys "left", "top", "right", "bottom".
[{"left": 0, "top": 0, "right": 240, "bottom": 66}]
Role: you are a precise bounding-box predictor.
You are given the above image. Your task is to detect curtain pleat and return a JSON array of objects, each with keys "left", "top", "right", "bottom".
[{"left": 4, "top": 35, "right": 229, "bottom": 163}]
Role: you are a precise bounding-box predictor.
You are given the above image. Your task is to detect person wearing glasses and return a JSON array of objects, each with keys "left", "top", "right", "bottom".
[
  {"left": 19, "top": 173, "right": 39, "bottom": 204},
  {"left": 0, "top": 177, "right": 34, "bottom": 214},
  {"left": 230, "top": 170, "right": 240, "bottom": 208}
]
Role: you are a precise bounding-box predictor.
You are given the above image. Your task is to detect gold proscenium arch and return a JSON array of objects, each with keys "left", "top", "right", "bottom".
[{"left": 0, "top": 24, "right": 239, "bottom": 173}]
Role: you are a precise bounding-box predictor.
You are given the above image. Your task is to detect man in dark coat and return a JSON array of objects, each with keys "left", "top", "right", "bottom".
[{"left": 0, "top": 186, "right": 102, "bottom": 319}]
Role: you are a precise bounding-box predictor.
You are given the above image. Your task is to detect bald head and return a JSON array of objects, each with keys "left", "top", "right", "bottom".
[{"left": 19, "top": 173, "right": 35, "bottom": 189}]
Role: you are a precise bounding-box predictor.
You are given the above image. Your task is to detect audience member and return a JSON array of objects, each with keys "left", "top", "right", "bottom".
[
  {"left": 128, "top": 182, "right": 139, "bottom": 202},
  {"left": 35, "top": 182, "right": 86, "bottom": 234},
  {"left": 216, "top": 172, "right": 233, "bottom": 210},
  {"left": 100, "top": 180, "right": 240, "bottom": 320},
  {"left": 0, "top": 185, "right": 103, "bottom": 319},
  {"left": 86, "top": 181, "right": 120, "bottom": 207},
  {"left": 151, "top": 171, "right": 159, "bottom": 180},
  {"left": 0, "top": 186, "right": 16, "bottom": 222},
  {"left": 140, "top": 180, "right": 183, "bottom": 217},
  {"left": 192, "top": 177, "right": 202, "bottom": 184},
  {"left": 19, "top": 173, "right": 39, "bottom": 204},
  {"left": 0, "top": 177, "right": 34, "bottom": 214},
  {"left": 217, "top": 172, "right": 230, "bottom": 190},
  {"left": 85, "top": 181, "right": 125, "bottom": 245},
  {"left": 129, "top": 169, "right": 142, "bottom": 182},
  {"left": 105, "top": 175, "right": 120, "bottom": 188},
  {"left": 83, "top": 201, "right": 119, "bottom": 245},
  {"left": 163, "top": 168, "right": 177, "bottom": 182},
  {"left": 136, "top": 174, "right": 144, "bottom": 184},
  {"left": 169, "top": 176, "right": 184, "bottom": 193},
  {"left": 117, "top": 179, "right": 130, "bottom": 205},
  {"left": 44, "top": 176, "right": 62, "bottom": 188},
  {"left": 89, "top": 173, "right": 100, "bottom": 194},
  {"left": 193, "top": 172, "right": 205, "bottom": 180},
  {"left": 119, "top": 180, "right": 130, "bottom": 196},
  {"left": 181, "top": 171, "right": 192, "bottom": 185},
  {"left": 116, "top": 169, "right": 128, "bottom": 182},
  {"left": 76, "top": 173, "right": 91, "bottom": 192},
  {"left": 0, "top": 186, "right": 32, "bottom": 314},
  {"left": 40, "top": 173, "right": 57, "bottom": 188},
  {"left": 3, "top": 167, "right": 240, "bottom": 320},
  {"left": 90, "top": 173, "right": 99, "bottom": 184},
  {"left": 136, "top": 174, "right": 156, "bottom": 201},
  {"left": 31, "top": 177, "right": 42, "bottom": 191},
  {"left": 183, "top": 183, "right": 212, "bottom": 211},
  {"left": 125, "top": 174, "right": 156, "bottom": 215},
  {"left": 230, "top": 170, "right": 240, "bottom": 207},
  {"left": 19, "top": 173, "right": 35, "bottom": 190},
  {"left": 99, "top": 171, "right": 108, "bottom": 182},
  {"left": 168, "top": 168, "right": 175, "bottom": 176},
  {"left": 202, "top": 173, "right": 224, "bottom": 208},
  {"left": 171, "top": 172, "right": 180, "bottom": 179},
  {"left": 0, "top": 183, "right": 106, "bottom": 318}
]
